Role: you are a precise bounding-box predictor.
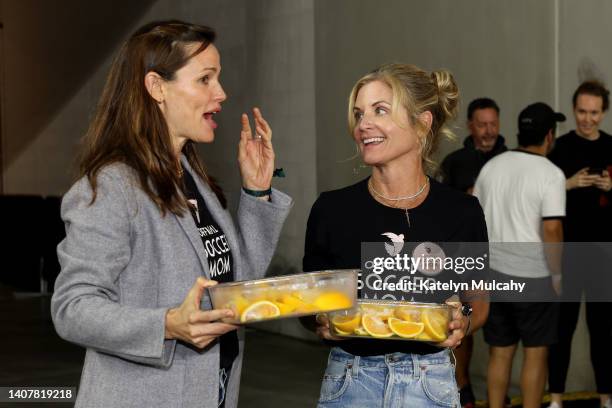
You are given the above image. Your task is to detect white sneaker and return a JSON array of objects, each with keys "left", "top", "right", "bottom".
[{"left": 547, "top": 402, "right": 561, "bottom": 408}]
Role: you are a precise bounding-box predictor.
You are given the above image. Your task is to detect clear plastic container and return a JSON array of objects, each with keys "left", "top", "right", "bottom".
[
  {"left": 328, "top": 300, "right": 452, "bottom": 341},
  {"left": 208, "top": 269, "right": 358, "bottom": 324}
]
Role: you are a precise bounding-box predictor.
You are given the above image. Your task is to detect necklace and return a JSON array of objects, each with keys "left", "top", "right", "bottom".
[
  {"left": 368, "top": 177, "right": 429, "bottom": 227},
  {"left": 368, "top": 177, "right": 429, "bottom": 202}
]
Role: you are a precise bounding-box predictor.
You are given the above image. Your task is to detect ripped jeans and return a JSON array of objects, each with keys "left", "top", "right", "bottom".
[{"left": 317, "top": 347, "right": 460, "bottom": 408}]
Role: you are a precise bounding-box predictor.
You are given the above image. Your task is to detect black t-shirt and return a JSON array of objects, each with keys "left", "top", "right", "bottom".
[
  {"left": 440, "top": 135, "right": 507, "bottom": 192},
  {"left": 182, "top": 170, "right": 238, "bottom": 371},
  {"left": 303, "top": 177, "right": 488, "bottom": 356},
  {"left": 548, "top": 130, "right": 612, "bottom": 241}
]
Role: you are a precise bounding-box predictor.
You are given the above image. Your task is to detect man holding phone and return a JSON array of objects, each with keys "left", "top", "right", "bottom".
[{"left": 547, "top": 80, "right": 612, "bottom": 408}]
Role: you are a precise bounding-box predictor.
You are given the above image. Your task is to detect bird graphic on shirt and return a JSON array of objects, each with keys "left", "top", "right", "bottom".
[{"left": 382, "top": 232, "right": 405, "bottom": 256}]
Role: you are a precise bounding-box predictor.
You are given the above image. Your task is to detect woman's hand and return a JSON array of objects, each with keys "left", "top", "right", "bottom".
[
  {"left": 566, "top": 167, "right": 599, "bottom": 190},
  {"left": 594, "top": 170, "right": 612, "bottom": 192},
  {"left": 238, "top": 107, "right": 275, "bottom": 192},
  {"left": 315, "top": 314, "right": 346, "bottom": 341},
  {"left": 165, "top": 277, "right": 238, "bottom": 349},
  {"left": 435, "top": 298, "right": 467, "bottom": 349}
]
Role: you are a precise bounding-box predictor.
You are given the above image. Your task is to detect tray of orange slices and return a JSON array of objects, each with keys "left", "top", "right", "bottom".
[
  {"left": 328, "top": 300, "right": 452, "bottom": 341},
  {"left": 208, "top": 269, "right": 358, "bottom": 324}
]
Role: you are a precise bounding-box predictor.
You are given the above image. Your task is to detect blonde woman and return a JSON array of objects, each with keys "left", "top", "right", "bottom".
[{"left": 304, "top": 64, "right": 489, "bottom": 407}]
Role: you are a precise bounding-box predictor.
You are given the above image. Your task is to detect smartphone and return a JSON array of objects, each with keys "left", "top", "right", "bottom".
[{"left": 588, "top": 166, "right": 604, "bottom": 175}]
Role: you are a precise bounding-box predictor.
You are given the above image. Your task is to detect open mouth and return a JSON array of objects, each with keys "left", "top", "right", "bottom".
[
  {"left": 362, "top": 137, "right": 385, "bottom": 146},
  {"left": 203, "top": 108, "right": 221, "bottom": 129}
]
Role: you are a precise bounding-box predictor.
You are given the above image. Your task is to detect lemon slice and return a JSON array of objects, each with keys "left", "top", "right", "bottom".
[
  {"left": 331, "top": 313, "right": 362, "bottom": 333},
  {"left": 294, "top": 303, "right": 317, "bottom": 314},
  {"left": 279, "top": 293, "right": 307, "bottom": 308},
  {"left": 422, "top": 310, "right": 448, "bottom": 341},
  {"left": 362, "top": 314, "right": 394, "bottom": 338},
  {"left": 240, "top": 300, "right": 281, "bottom": 322},
  {"left": 226, "top": 295, "right": 250, "bottom": 316},
  {"left": 388, "top": 318, "right": 425, "bottom": 338},
  {"left": 332, "top": 327, "right": 352, "bottom": 336},
  {"left": 273, "top": 301, "right": 296, "bottom": 315},
  {"left": 313, "top": 292, "right": 353, "bottom": 311},
  {"left": 354, "top": 327, "right": 368, "bottom": 336}
]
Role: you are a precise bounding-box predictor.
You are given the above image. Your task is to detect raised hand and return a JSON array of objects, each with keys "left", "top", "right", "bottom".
[{"left": 238, "top": 107, "right": 275, "bottom": 191}]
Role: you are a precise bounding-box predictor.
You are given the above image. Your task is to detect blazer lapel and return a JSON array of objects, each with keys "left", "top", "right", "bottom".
[{"left": 179, "top": 156, "right": 242, "bottom": 280}]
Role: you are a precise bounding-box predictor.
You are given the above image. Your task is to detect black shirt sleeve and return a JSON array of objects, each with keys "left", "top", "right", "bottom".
[{"left": 303, "top": 194, "right": 332, "bottom": 272}]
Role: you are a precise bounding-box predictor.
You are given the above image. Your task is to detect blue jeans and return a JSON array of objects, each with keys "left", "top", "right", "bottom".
[{"left": 317, "top": 347, "right": 460, "bottom": 408}]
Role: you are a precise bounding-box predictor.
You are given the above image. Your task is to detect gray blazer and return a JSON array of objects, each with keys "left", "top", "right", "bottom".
[{"left": 51, "top": 158, "right": 292, "bottom": 408}]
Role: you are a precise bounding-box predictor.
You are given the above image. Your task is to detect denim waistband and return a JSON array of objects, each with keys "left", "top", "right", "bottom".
[{"left": 329, "top": 346, "right": 451, "bottom": 368}]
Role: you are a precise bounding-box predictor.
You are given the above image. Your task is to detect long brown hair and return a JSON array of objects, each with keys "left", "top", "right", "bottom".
[{"left": 79, "top": 20, "right": 226, "bottom": 214}]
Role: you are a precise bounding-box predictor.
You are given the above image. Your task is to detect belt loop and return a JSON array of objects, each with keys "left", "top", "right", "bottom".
[
  {"left": 412, "top": 353, "right": 420, "bottom": 379},
  {"left": 351, "top": 355, "right": 360, "bottom": 378}
]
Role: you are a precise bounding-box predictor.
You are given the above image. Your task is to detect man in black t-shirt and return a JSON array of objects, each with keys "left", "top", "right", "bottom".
[
  {"left": 440, "top": 97, "right": 505, "bottom": 407},
  {"left": 440, "top": 98, "right": 507, "bottom": 194}
]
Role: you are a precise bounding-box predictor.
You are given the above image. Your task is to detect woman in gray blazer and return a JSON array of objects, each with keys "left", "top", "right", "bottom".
[{"left": 51, "top": 20, "right": 292, "bottom": 408}]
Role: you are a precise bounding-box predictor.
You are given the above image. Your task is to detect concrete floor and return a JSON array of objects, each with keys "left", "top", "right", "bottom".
[
  {"left": 0, "top": 294, "right": 597, "bottom": 408},
  {"left": 0, "top": 294, "right": 329, "bottom": 408}
]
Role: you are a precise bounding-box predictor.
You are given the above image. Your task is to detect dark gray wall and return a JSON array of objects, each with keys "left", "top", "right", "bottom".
[
  {"left": 314, "top": 0, "right": 555, "bottom": 193},
  {"left": 0, "top": 0, "right": 155, "bottom": 193}
]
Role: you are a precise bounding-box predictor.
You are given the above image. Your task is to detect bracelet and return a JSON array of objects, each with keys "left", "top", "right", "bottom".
[{"left": 242, "top": 186, "right": 272, "bottom": 197}]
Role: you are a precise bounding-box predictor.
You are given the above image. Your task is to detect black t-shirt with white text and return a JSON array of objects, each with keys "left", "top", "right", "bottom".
[
  {"left": 182, "top": 170, "right": 238, "bottom": 371},
  {"left": 303, "top": 177, "right": 488, "bottom": 356}
]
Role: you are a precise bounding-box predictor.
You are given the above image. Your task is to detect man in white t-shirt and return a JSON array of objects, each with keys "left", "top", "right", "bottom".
[{"left": 474, "top": 102, "right": 566, "bottom": 408}]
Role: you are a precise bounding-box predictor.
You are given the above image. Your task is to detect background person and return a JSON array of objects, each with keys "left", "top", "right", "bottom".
[
  {"left": 440, "top": 97, "right": 506, "bottom": 408},
  {"left": 474, "top": 102, "right": 566, "bottom": 408},
  {"left": 303, "top": 63, "right": 489, "bottom": 408},
  {"left": 440, "top": 98, "right": 507, "bottom": 194},
  {"left": 50, "top": 20, "right": 292, "bottom": 408},
  {"left": 547, "top": 80, "right": 612, "bottom": 408}
]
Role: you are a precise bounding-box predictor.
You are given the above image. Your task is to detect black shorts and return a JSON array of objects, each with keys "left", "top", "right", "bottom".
[{"left": 484, "top": 301, "right": 559, "bottom": 347}]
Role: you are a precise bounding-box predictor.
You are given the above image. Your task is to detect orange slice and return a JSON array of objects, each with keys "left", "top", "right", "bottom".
[
  {"left": 388, "top": 318, "right": 425, "bottom": 338},
  {"left": 394, "top": 307, "right": 419, "bottom": 322},
  {"left": 362, "top": 314, "right": 394, "bottom": 338},
  {"left": 313, "top": 292, "right": 352, "bottom": 311},
  {"left": 240, "top": 300, "right": 280, "bottom": 322},
  {"left": 362, "top": 305, "right": 394, "bottom": 320},
  {"left": 417, "top": 332, "right": 433, "bottom": 341},
  {"left": 422, "top": 309, "right": 448, "bottom": 341},
  {"left": 354, "top": 327, "right": 368, "bottom": 336},
  {"left": 331, "top": 313, "right": 362, "bottom": 333}
]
